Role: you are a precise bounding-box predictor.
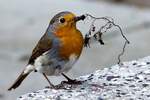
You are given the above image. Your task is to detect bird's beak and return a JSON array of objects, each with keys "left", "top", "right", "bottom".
[{"left": 74, "top": 15, "right": 86, "bottom": 22}]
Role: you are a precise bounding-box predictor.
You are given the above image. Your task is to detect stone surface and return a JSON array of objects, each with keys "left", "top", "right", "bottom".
[{"left": 18, "top": 56, "right": 150, "bottom": 100}]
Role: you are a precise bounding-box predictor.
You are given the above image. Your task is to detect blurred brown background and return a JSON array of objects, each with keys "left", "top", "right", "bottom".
[{"left": 1, "top": 0, "right": 150, "bottom": 99}]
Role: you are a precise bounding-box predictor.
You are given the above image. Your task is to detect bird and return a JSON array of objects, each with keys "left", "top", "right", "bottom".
[{"left": 8, "top": 11, "right": 86, "bottom": 91}]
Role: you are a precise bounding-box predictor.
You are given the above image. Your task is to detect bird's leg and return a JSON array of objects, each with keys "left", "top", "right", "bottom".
[
  {"left": 61, "top": 73, "right": 83, "bottom": 84},
  {"left": 61, "top": 73, "right": 72, "bottom": 81},
  {"left": 43, "top": 73, "right": 66, "bottom": 89},
  {"left": 43, "top": 73, "right": 55, "bottom": 88}
]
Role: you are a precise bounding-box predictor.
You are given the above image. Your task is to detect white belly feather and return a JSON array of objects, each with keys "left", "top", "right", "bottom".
[
  {"left": 63, "top": 54, "right": 78, "bottom": 73},
  {"left": 34, "top": 54, "right": 78, "bottom": 76}
]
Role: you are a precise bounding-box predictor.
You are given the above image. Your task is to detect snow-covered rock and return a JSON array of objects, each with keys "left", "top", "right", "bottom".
[{"left": 18, "top": 56, "right": 150, "bottom": 100}]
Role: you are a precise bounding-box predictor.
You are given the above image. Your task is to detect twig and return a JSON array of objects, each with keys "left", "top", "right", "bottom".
[
  {"left": 83, "top": 13, "right": 130, "bottom": 64},
  {"left": 117, "top": 40, "right": 128, "bottom": 64}
]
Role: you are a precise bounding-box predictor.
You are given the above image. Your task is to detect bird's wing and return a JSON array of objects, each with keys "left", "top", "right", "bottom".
[{"left": 28, "top": 33, "right": 52, "bottom": 64}]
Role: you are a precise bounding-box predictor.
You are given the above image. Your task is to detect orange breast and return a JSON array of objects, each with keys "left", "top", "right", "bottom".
[{"left": 55, "top": 28, "right": 83, "bottom": 60}]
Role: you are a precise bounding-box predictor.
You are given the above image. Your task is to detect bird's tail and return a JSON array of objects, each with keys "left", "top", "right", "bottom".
[{"left": 8, "top": 65, "right": 34, "bottom": 91}]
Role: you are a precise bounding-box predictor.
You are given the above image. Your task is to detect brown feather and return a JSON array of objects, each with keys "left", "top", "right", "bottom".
[
  {"left": 28, "top": 33, "right": 52, "bottom": 64},
  {"left": 8, "top": 72, "right": 29, "bottom": 91}
]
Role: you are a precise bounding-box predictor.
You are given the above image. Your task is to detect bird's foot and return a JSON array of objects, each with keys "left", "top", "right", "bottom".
[
  {"left": 45, "top": 79, "right": 85, "bottom": 89},
  {"left": 61, "top": 79, "right": 84, "bottom": 85},
  {"left": 45, "top": 84, "right": 63, "bottom": 89},
  {"left": 61, "top": 73, "right": 84, "bottom": 85},
  {"left": 45, "top": 83, "right": 71, "bottom": 89}
]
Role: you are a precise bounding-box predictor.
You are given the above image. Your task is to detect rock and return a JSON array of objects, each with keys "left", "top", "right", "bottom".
[{"left": 18, "top": 56, "right": 150, "bottom": 100}]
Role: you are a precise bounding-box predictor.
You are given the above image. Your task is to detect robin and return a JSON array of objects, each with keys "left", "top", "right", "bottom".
[{"left": 8, "top": 11, "right": 86, "bottom": 91}]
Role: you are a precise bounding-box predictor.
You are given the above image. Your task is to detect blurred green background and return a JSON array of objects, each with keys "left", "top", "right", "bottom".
[{"left": 1, "top": 0, "right": 150, "bottom": 99}]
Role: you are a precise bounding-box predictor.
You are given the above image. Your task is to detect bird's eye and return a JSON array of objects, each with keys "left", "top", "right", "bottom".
[{"left": 59, "top": 18, "right": 65, "bottom": 23}]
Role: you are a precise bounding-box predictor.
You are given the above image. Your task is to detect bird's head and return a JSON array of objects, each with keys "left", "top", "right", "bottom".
[{"left": 49, "top": 11, "right": 85, "bottom": 32}]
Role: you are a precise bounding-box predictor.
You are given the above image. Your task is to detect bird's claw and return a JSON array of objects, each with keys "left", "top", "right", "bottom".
[
  {"left": 61, "top": 79, "right": 84, "bottom": 85},
  {"left": 45, "top": 80, "right": 85, "bottom": 90},
  {"left": 45, "top": 84, "right": 64, "bottom": 89}
]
